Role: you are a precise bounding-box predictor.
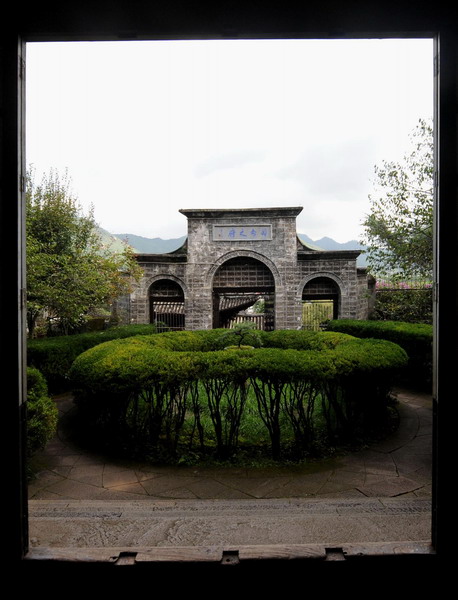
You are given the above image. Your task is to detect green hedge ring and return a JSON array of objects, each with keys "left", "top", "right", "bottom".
[
  {"left": 69, "top": 329, "right": 408, "bottom": 461},
  {"left": 326, "top": 319, "right": 433, "bottom": 390}
]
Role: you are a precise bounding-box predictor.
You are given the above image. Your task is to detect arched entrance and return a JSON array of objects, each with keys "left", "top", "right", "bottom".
[
  {"left": 149, "top": 279, "right": 185, "bottom": 332},
  {"left": 212, "top": 257, "right": 275, "bottom": 330},
  {"left": 302, "top": 276, "right": 339, "bottom": 330}
]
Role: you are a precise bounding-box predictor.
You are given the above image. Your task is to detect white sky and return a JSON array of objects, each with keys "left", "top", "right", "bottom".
[{"left": 25, "top": 38, "right": 433, "bottom": 243}]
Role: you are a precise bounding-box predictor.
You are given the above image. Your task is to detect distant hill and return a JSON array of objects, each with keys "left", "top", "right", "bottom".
[
  {"left": 296, "top": 233, "right": 324, "bottom": 250},
  {"left": 312, "top": 235, "right": 366, "bottom": 252},
  {"left": 113, "top": 233, "right": 187, "bottom": 254},
  {"left": 109, "top": 230, "right": 367, "bottom": 266},
  {"left": 96, "top": 227, "right": 132, "bottom": 253},
  {"left": 298, "top": 233, "right": 367, "bottom": 266}
]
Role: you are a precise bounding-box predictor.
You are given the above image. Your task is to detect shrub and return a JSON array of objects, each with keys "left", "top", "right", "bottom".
[
  {"left": 220, "top": 321, "right": 263, "bottom": 349},
  {"left": 69, "top": 329, "right": 408, "bottom": 462},
  {"left": 246, "top": 347, "right": 336, "bottom": 458},
  {"left": 326, "top": 319, "right": 433, "bottom": 390},
  {"left": 258, "top": 329, "right": 349, "bottom": 351},
  {"left": 193, "top": 350, "right": 254, "bottom": 457},
  {"left": 27, "top": 324, "right": 157, "bottom": 392},
  {"left": 374, "top": 285, "right": 432, "bottom": 324},
  {"left": 26, "top": 367, "right": 58, "bottom": 457}
]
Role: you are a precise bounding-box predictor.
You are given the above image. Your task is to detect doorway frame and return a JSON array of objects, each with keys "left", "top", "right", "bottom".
[
  {"left": 212, "top": 256, "right": 276, "bottom": 330},
  {"left": 3, "top": 4, "right": 456, "bottom": 572}
]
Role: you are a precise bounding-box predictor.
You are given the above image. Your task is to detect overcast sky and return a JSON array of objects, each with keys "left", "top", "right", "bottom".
[{"left": 25, "top": 38, "right": 433, "bottom": 243}]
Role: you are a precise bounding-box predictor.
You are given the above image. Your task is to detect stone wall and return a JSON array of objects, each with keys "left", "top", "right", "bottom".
[
  {"left": 357, "top": 270, "right": 376, "bottom": 319},
  {"left": 182, "top": 207, "right": 301, "bottom": 330},
  {"left": 116, "top": 207, "right": 374, "bottom": 329}
]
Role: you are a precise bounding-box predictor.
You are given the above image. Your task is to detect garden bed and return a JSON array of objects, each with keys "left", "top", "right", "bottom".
[{"left": 69, "top": 329, "right": 408, "bottom": 463}]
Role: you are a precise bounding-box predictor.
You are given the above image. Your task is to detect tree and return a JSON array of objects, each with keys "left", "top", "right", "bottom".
[
  {"left": 26, "top": 167, "right": 142, "bottom": 336},
  {"left": 221, "top": 321, "right": 262, "bottom": 349},
  {"left": 361, "top": 119, "right": 434, "bottom": 282}
]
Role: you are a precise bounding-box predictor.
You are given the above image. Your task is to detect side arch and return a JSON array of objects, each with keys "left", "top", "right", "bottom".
[
  {"left": 299, "top": 273, "right": 345, "bottom": 329},
  {"left": 148, "top": 275, "right": 187, "bottom": 331},
  {"left": 296, "top": 272, "right": 345, "bottom": 299},
  {"left": 144, "top": 273, "right": 189, "bottom": 299}
]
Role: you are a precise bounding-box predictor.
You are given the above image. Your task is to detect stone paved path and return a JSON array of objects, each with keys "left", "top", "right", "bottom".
[
  {"left": 28, "top": 388, "right": 432, "bottom": 501},
  {"left": 27, "top": 388, "right": 433, "bottom": 551}
]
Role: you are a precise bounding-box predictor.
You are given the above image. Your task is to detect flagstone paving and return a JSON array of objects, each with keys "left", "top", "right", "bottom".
[{"left": 28, "top": 387, "right": 432, "bottom": 502}]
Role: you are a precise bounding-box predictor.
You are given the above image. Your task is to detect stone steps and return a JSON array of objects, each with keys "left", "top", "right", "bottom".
[{"left": 28, "top": 497, "right": 432, "bottom": 555}]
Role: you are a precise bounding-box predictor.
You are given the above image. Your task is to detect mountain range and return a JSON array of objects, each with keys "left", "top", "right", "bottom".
[
  {"left": 98, "top": 228, "right": 367, "bottom": 266},
  {"left": 297, "top": 233, "right": 367, "bottom": 255},
  {"left": 112, "top": 232, "right": 188, "bottom": 254}
]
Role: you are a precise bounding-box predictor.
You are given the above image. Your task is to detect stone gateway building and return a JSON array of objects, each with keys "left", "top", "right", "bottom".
[{"left": 117, "top": 207, "right": 374, "bottom": 331}]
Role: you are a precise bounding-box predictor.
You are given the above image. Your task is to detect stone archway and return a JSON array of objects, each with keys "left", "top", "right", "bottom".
[
  {"left": 149, "top": 279, "right": 185, "bottom": 331},
  {"left": 302, "top": 276, "right": 340, "bottom": 330},
  {"left": 212, "top": 256, "right": 276, "bottom": 330}
]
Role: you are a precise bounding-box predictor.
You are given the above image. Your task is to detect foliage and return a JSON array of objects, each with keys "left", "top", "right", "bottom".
[
  {"left": 220, "top": 321, "right": 262, "bottom": 348},
  {"left": 326, "top": 319, "right": 433, "bottom": 390},
  {"left": 259, "top": 329, "right": 349, "bottom": 350},
  {"left": 251, "top": 298, "right": 265, "bottom": 313},
  {"left": 69, "top": 329, "right": 407, "bottom": 462},
  {"left": 27, "top": 324, "right": 157, "bottom": 391},
  {"left": 374, "top": 281, "right": 433, "bottom": 324},
  {"left": 361, "top": 119, "right": 433, "bottom": 281},
  {"left": 193, "top": 351, "right": 253, "bottom": 457},
  {"left": 26, "top": 167, "right": 143, "bottom": 337},
  {"left": 26, "top": 367, "right": 58, "bottom": 457}
]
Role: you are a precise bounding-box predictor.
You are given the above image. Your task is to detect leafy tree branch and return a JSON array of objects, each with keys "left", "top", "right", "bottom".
[
  {"left": 26, "top": 167, "right": 143, "bottom": 336},
  {"left": 361, "top": 118, "right": 433, "bottom": 281}
]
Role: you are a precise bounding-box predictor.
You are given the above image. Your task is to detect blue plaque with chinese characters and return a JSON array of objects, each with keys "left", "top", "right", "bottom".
[{"left": 212, "top": 225, "right": 272, "bottom": 241}]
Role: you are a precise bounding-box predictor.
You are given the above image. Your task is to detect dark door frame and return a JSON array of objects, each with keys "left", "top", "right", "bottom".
[{"left": 2, "top": 2, "right": 456, "bottom": 574}]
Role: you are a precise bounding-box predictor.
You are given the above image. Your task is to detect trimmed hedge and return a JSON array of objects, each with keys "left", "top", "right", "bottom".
[
  {"left": 69, "top": 329, "right": 408, "bottom": 461},
  {"left": 326, "top": 319, "right": 433, "bottom": 390},
  {"left": 26, "top": 367, "right": 58, "bottom": 457},
  {"left": 27, "top": 324, "right": 157, "bottom": 392}
]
